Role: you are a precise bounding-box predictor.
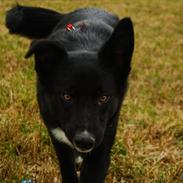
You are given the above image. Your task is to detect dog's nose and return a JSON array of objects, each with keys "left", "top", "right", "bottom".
[{"left": 73, "top": 131, "right": 95, "bottom": 153}]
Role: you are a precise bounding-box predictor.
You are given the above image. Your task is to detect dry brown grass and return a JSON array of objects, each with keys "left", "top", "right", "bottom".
[{"left": 0, "top": 0, "right": 183, "bottom": 182}]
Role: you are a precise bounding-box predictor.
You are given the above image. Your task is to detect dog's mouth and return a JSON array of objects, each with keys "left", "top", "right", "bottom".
[
  {"left": 73, "top": 131, "right": 95, "bottom": 153},
  {"left": 73, "top": 145, "right": 94, "bottom": 153}
]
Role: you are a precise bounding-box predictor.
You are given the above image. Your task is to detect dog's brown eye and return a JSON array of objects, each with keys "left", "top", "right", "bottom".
[
  {"left": 63, "top": 93, "right": 72, "bottom": 102},
  {"left": 97, "top": 95, "right": 110, "bottom": 106}
]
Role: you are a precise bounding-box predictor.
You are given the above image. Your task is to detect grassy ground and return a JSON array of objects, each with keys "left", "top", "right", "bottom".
[{"left": 0, "top": 0, "right": 183, "bottom": 182}]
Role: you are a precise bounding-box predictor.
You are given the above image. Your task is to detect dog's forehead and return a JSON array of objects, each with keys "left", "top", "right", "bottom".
[
  {"left": 58, "top": 51, "right": 115, "bottom": 92},
  {"left": 68, "top": 51, "right": 102, "bottom": 79},
  {"left": 68, "top": 50, "right": 97, "bottom": 62}
]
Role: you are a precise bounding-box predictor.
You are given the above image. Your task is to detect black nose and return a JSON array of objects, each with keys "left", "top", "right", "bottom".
[{"left": 73, "top": 132, "right": 95, "bottom": 153}]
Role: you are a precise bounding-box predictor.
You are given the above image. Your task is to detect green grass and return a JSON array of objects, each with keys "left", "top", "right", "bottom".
[{"left": 0, "top": 0, "right": 183, "bottom": 182}]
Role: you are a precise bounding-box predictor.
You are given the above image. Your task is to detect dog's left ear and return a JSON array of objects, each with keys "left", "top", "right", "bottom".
[
  {"left": 25, "top": 39, "right": 67, "bottom": 77},
  {"left": 99, "top": 18, "right": 134, "bottom": 76}
]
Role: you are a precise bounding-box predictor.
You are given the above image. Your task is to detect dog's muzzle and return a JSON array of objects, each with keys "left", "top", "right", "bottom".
[{"left": 73, "top": 131, "right": 95, "bottom": 153}]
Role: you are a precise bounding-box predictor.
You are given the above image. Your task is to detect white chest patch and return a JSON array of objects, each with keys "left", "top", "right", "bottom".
[
  {"left": 75, "top": 155, "right": 83, "bottom": 164},
  {"left": 51, "top": 128, "right": 73, "bottom": 148}
]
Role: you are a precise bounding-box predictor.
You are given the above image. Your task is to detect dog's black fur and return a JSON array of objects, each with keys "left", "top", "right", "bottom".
[{"left": 6, "top": 5, "right": 134, "bottom": 183}]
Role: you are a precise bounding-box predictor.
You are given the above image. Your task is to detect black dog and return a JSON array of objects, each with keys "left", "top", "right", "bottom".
[{"left": 6, "top": 5, "right": 134, "bottom": 183}]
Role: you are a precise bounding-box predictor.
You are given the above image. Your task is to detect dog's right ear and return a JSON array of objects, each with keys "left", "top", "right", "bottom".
[
  {"left": 99, "top": 18, "right": 134, "bottom": 78},
  {"left": 25, "top": 39, "right": 67, "bottom": 75}
]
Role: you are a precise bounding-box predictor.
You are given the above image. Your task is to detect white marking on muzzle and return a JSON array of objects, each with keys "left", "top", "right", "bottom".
[
  {"left": 83, "top": 130, "right": 95, "bottom": 142},
  {"left": 83, "top": 130, "right": 89, "bottom": 135},
  {"left": 51, "top": 128, "right": 73, "bottom": 148}
]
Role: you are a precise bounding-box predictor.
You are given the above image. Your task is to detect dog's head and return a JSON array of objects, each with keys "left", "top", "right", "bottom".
[{"left": 25, "top": 18, "right": 134, "bottom": 153}]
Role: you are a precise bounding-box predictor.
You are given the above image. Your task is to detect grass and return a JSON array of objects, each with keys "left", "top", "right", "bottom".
[{"left": 0, "top": 0, "right": 183, "bottom": 182}]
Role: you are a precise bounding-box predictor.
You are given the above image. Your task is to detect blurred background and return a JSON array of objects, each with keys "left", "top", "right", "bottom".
[{"left": 0, "top": 0, "right": 182, "bottom": 182}]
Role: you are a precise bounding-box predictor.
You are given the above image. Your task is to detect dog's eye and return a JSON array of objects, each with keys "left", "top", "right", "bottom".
[
  {"left": 97, "top": 95, "right": 110, "bottom": 106},
  {"left": 63, "top": 93, "right": 72, "bottom": 102}
]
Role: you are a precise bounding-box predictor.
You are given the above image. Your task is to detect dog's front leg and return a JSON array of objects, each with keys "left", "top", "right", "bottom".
[{"left": 50, "top": 136, "right": 78, "bottom": 183}]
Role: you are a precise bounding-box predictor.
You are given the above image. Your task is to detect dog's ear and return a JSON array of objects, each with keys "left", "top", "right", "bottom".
[
  {"left": 25, "top": 39, "right": 67, "bottom": 75},
  {"left": 99, "top": 18, "right": 134, "bottom": 77}
]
